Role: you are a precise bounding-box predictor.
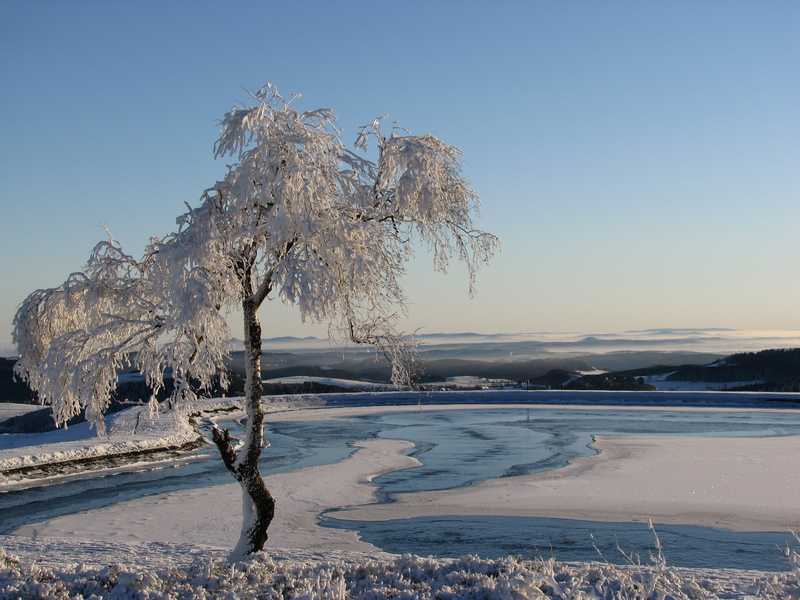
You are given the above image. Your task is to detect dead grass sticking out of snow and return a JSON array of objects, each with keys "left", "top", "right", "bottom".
[{"left": 2, "top": 543, "right": 800, "bottom": 600}]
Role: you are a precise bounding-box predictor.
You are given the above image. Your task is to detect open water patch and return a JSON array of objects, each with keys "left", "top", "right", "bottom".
[{"left": 322, "top": 515, "right": 800, "bottom": 571}]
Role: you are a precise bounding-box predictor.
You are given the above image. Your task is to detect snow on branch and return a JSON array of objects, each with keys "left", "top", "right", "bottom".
[{"left": 13, "top": 84, "right": 498, "bottom": 434}]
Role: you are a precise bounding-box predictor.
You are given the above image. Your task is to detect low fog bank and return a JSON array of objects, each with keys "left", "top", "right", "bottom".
[{"left": 240, "top": 329, "right": 800, "bottom": 393}]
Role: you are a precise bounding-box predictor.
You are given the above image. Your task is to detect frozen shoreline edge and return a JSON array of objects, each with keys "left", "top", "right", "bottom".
[{"left": 3, "top": 396, "right": 800, "bottom": 595}]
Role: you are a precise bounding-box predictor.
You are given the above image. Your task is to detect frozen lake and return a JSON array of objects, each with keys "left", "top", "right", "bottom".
[
  {"left": 3, "top": 403, "right": 800, "bottom": 569},
  {"left": 290, "top": 406, "right": 800, "bottom": 570},
  {"left": 338, "top": 406, "right": 800, "bottom": 496}
]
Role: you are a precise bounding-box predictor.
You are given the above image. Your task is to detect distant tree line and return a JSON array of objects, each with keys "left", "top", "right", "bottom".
[{"left": 666, "top": 348, "right": 800, "bottom": 384}]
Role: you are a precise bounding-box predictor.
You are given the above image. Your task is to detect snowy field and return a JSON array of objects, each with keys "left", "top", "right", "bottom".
[
  {"left": 0, "top": 403, "right": 41, "bottom": 420},
  {"left": 2, "top": 393, "right": 800, "bottom": 598}
]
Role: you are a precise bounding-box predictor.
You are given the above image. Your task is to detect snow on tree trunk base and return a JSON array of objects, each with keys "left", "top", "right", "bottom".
[
  {"left": 212, "top": 425, "right": 276, "bottom": 555},
  {"left": 233, "top": 471, "right": 275, "bottom": 557}
]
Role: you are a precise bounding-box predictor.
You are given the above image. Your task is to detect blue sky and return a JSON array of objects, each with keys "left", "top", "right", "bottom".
[{"left": 1, "top": 1, "right": 798, "bottom": 354}]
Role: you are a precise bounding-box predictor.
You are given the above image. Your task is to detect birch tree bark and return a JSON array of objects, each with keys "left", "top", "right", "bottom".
[{"left": 212, "top": 297, "right": 274, "bottom": 555}]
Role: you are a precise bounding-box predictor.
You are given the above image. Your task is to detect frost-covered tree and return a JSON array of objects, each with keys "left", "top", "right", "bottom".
[{"left": 13, "top": 85, "right": 499, "bottom": 555}]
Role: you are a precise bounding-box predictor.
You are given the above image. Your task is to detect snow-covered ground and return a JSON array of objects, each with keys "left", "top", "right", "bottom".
[
  {"left": 642, "top": 374, "right": 764, "bottom": 392},
  {"left": 0, "top": 402, "right": 41, "bottom": 420},
  {"left": 2, "top": 394, "right": 800, "bottom": 598},
  {"left": 0, "top": 404, "right": 199, "bottom": 473},
  {"left": 4, "top": 538, "right": 797, "bottom": 599},
  {"left": 264, "top": 375, "right": 390, "bottom": 391}
]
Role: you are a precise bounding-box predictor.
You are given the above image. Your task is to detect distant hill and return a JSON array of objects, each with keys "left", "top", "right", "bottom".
[
  {"left": 563, "top": 348, "right": 800, "bottom": 392},
  {"left": 248, "top": 350, "right": 730, "bottom": 387},
  {"left": 562, "top": 374, "right": 657, "bottom": 392},
  {"left": 666, "top": 348, "right": 800, "bottom": 391},
  {"left": 574, "top": 351, "right": 723, "bottom": 372},
  {"left": 4, "top": 346, "right": 799, "bottom": 413},
  {"left": 0, "top": 358, "right": 36, "bottom": 404}
]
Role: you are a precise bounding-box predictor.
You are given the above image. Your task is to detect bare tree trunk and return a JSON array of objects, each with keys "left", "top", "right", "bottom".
[{"left": 212, "top": 297, "right": 275, "bottom": 555}]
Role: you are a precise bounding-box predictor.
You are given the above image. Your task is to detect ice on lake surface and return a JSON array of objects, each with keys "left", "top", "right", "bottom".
[
  {"left": 307, "top": 407, "right": 800, "bottom": 496},
  {"left": 4, "top": 405, "right": 800, "bottom": 570},
  {"left": 274, "top": 407, "right": 800, "bottom": 570}
]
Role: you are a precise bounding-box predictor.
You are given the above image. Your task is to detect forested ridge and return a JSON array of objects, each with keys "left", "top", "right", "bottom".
[
  {"left": 3, "top": 348, "right": 800, "bottom": 407},
  {"left": 667, "top": 347, "right": 800, "bottom": 391},
  {"left": 561, "top": 348, "right": 800, "bottom": 392}
]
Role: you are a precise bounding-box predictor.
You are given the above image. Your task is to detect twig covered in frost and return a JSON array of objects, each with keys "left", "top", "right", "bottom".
[{"left": 13, "top": 83, "right": 499, "bottom": 555}]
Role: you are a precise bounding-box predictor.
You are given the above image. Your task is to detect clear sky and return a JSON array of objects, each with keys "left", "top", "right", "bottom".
[{"left": 1, "top": 1, "right": 798, "bottom": 355}]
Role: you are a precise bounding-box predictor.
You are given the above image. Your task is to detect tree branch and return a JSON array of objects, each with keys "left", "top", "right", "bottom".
[{"left": 211, "top": 425, "right": 241, "bottom": 480}]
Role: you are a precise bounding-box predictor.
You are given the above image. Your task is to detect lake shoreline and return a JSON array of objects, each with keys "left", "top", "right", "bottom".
[{"left": 329, "top": 432, "right": 800, "bottom": 533}]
